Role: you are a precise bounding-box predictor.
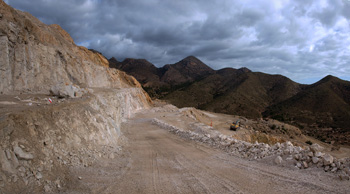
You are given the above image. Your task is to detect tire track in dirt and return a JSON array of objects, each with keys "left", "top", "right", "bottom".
[
  {"left": 151, "top": 151, "right": 161, "bottom": 194},
  {"left": 213, "top": 155, "right": 340, "bottom": 194},
  {"left": 174, "top": 154, "right": 244, "bottom": 194},
  {"left": 69, "top": 113, "right": 349, "bottom": 194}
]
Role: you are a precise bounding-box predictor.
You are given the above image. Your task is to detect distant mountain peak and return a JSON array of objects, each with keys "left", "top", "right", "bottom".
[
  {"left": 182, "top": 55, "right": 200, "bottom": 61},
  {"left": 174, "top": 56, "right": 214, "bottom": 71},
  {"left": 121, "top": 58, "right": 155, "bottom": 68},
  {"left": 109, "top": 57, "right": 119, "bottom": 63},
  {"left": 238, "top": 67, "right": 251, "bottom": 73},
  {"left": 322, "top": 75, "right": 338, "bottom": 81},
  {"left": 314, "top": 75, "right": 342, "bottom": 86},
  {"left": 178, "top": 56, "right": 204, "bottom": 65}
]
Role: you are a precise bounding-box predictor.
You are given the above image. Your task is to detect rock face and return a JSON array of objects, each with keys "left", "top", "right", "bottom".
[
  {"left": 0, "top": 0, "right": 141, "bottom": 94},
  {"left": 0, "top": 1, "right": 152, "bottom": 192}
]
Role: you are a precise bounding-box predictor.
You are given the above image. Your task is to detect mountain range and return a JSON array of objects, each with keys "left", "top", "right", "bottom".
[{"left": 109, "top": 56, "right": 350, "bottom": 145}]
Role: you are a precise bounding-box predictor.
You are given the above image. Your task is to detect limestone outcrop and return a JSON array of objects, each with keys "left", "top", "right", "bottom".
[
  {"left": 0, "top": 1, "right": 152, "bottom": 192},
  {"left": 0, "top": 88, "right": 151, "bottom": 192},
  {"left": 0, "top": 0, "right": 142, "bottom": 94}
]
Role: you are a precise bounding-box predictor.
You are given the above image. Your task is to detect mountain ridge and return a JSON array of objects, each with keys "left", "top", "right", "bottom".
[{"left": 109, "top": 55, "right": 350, "bottom": 145}]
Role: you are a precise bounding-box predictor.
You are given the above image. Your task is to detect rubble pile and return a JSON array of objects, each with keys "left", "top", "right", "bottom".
[{"left": 152, "top": 118, "right": 350, "bottom": 180}]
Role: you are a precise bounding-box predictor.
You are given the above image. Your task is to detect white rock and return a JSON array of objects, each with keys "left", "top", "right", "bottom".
[
  {"left": 295, "top": 146, "right": 303, "bottom": 153},
  {"left": 323, "top": 154, "right": 334, "bottom": 166},
  {"left": 296, "top": 162, "right": 302, "bottom": 169},
  {"left": 44, "top": 185, "right": 51, "bottom": 192},
  {"left": 13, "top": 145, "right": 34, "bottom": 160},
  {"left": 275, "top": 156, "right": 283, "bottom": 165},
  {"left": 307, "top": 152, "right": 314, "bottom": 157},
  {"left": 285, "top": 141, "right": 293, "bottom": 147},
  {"left": 18, "top": 166, "right": 25, "bottom": 172},
  {"left": 314, "top": 151, "right": 324, "bottom": 157},
  {"left": 35, "top": 172, "right": 43, "bottom": 179},
  {"left": 331, "top": 168, "right": 338, "bottom": 173},
  {"left": 50, "top": 84, "right": 83, "bottom": 98},
  {"left": 283, "top": 146, "right": 293, "bottom": 155},
  {"left": 310, "top": 143, "right": 324, "bottom": 153},
  {"left": 273, "top": 142, "right": 281, "bottom": 149},
  {"left": 286, "top": 155, "right": 293, "bottom": 160},
  {"left": 0, "top": 150, "right": 15, "bottom": 174},
  {"left": 312, "top": 157, "right": 319, "bottom": 164}
]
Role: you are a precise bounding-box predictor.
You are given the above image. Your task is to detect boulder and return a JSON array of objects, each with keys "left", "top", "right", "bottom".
[
  {"left": 303, "top": 161, "right": 308, "bottom": 168},
  {"left": 296, "top": 162, "right": 302, "bottom": 169},
  {"left": 314, "top": 151, "right": 324, "bottom": 157},
  {"left": 307, "top": 152, "right": 314, "bottom": 157},
  {"left": 312, "top": 157, "right": 319, "bottom": 164},
  {"left": 323, "top": 154, "right": 334, "bottom": 166},
  {"left": 310, "top": 143, "right": 324, "bottom": 153},
  {"left": 13, "top": 146, "right": 34, "bottom": 160},
  {"left": 50, "top": 84, "right": 86, "bottom": 98},
  {"left": 275, "top": 156, "right": 283, "bottom": 165},
  {"left": 0, "top": 150, "right": 15, "bottom": 175},
  {"left": 283, "top": 146, "right": 294, "bottom": 155},
  {"left": 331, "top": 168, "right": 338, "bottom": 173},
  {"left": 273, "top": 142, "right": 281, "bottom": 149}
]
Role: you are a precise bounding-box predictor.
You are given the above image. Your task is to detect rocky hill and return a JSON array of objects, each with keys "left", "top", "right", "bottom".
[
  {"left": 160, "top": 56, "right": 215, "bottom": 85},
  {"left": 109, "top": 58, "right": 164, "bottom": 88},
  {"left": 0, "top": 1, "right": 151, "bottom": 192},
  {"left": 264, "top": 75, "right": 350, "bottom": 145},
  {"left": 164, "top": 68, "right": 302, "bottom": 118},
  {"left": 109, "top": 56, "right": 302, "bottom": 118},
  {"left": 109, "top": 56, "right": 215, "bottom": 97},
  {"left": 110, "top": 56, "right": 350, "bottom": 145}
]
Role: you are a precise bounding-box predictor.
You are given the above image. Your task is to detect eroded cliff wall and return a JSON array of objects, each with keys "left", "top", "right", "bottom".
[
  {"left": 0, "top": 1, "right": 152, "bottom": 192},
  {"left": 0, "top": 0, "right": 141, "bottom": 94}
]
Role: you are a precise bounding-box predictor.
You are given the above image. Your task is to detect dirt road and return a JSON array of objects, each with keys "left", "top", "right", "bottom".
[{"left": 70, "top": 109, "right": 349, "bottom": 194}]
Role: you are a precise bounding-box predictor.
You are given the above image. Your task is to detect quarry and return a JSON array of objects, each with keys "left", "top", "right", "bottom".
[{"left": 0, "top": 0, "right": 349, "bottom": 193}]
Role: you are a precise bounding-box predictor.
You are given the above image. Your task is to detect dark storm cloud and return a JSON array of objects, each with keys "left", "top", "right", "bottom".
[{"left": 6, "top": 0, "right": 350, "bottom": 84}]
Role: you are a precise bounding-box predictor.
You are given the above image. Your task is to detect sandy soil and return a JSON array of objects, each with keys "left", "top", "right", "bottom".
[{"left": 67, "top": 108, "right": 349, "bottom": 194}]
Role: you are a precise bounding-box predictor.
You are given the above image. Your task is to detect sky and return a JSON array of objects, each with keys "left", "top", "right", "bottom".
[{"left": 5, "top": 0, "right": 350, "bottom": 84}]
